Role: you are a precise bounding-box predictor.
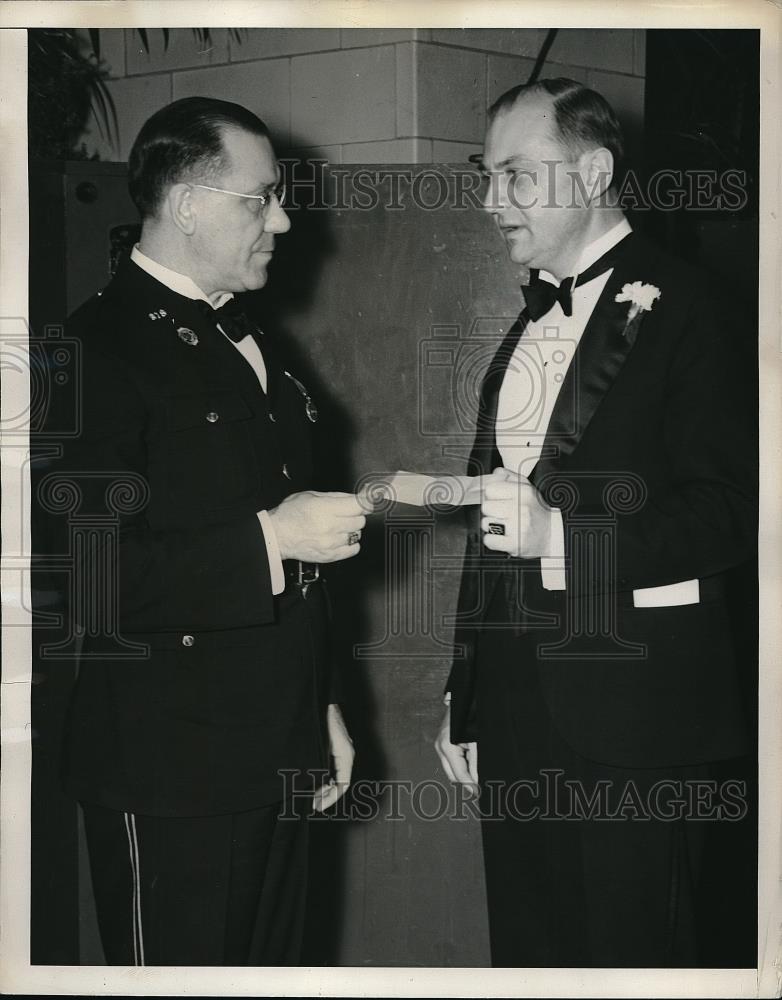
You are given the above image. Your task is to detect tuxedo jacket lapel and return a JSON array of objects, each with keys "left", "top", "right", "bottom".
[
  {"left": 469, "top": 309, "right": 531, "bottom": 474},
  {"left": 531, "top": 232, "right": 655, "bottom": 485}
]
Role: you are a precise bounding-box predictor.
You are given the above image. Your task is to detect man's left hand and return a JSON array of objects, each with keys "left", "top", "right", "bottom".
[
  {"left": 481, "top": 467, "right": 553, "bottom": 558},
  {"left": 312, "top": 703, "right": 355, "bottom": 812}
]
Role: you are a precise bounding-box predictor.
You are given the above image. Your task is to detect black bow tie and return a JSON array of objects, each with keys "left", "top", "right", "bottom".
[
  {"left": 520, "top": 234, "right": 632, "bottom": 322},
  {"left": 522, "top": 274, "right": 577, "bottom": 321},
  {"left": 195, "top": 297, "right": 256, "bottom": 343}
]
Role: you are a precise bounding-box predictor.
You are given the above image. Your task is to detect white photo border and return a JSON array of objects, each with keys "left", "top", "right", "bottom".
[{"left": 1, "top": 2, "right": 779, "bottom": 996}]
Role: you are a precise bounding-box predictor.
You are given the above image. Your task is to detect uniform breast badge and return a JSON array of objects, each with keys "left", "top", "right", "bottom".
[{"left": 176, "top": 327, "right": 199, "bottom": 346}]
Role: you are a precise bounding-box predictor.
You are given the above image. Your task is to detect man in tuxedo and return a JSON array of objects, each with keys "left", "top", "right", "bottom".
[
  {"left": 435, "top": 79, "right": 756, "bottom": 966},
  {"left": 38, "top": 97, "right": 365, "bottom": 965}
]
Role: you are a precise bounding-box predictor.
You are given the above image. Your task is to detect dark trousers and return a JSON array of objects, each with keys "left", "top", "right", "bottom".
[
  {"left": 82, "top": 797, "right": 309, "bottom": 966},
  {"left": 475, "top": 588, "right": 750, "bottom": 968}
]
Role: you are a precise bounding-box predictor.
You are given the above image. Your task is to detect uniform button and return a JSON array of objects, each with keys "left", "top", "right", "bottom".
[
  {"left": 268, "top": 412, "right": 276, "bottom": 422},
  {"left": 182, "top": 634, "right": 195, "bottom": 647},
  {"left": 206, "top": 411, "right": 219, "bottom": 423},
  {"left": 282, "top": 463, "right": 291, "bottom": 479}
]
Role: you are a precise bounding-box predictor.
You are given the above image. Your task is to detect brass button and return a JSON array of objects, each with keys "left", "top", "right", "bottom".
[
  {"left": 182, "top": 634, "right": 195, "bottom": 647},
  {"left": 282, "top": 463, "right": 291, "bottom": 479},
  {"left": 206, "top": 411, "right": 219, "bottom": 423}
]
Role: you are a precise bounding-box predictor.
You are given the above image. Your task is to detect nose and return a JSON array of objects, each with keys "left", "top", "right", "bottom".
[
  {"left": 265, "top": 194, "right": 291, "bottom": 234},
  {"left": 482, "top": 173, "right": 502, "bottom": 214}
]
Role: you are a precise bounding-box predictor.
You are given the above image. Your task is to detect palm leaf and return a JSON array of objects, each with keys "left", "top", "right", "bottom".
[
  {"left": 89, "top": 75, "right": 118, "bottom": 147},
  {"left": 88, "top": 28, "right": 100, "bottom": 60}
]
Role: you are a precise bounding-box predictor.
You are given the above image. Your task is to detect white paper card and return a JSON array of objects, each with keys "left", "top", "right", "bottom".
[{"left": 366, "top": 471, "right": 488, "bottom": 507}]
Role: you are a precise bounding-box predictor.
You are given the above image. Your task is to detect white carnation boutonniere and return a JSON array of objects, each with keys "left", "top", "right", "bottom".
[{"left": 614, "top": 281, "right": 661, "bottom": 338}]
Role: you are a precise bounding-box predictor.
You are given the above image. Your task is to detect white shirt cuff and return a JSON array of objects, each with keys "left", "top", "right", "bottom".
[
  {"left": 257, "top": 509, "right": 285, "bottom": 596},
  {"left": 541, "top": 507, "right": 566, "bottom": 590},
  {"left": 633, "top": 579, "right": 700, "bottom": 607}
]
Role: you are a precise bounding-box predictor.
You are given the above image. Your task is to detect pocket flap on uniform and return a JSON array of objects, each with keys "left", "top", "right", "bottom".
[{"left": 167, "top": 390, "right": 254, "bottom": 431}]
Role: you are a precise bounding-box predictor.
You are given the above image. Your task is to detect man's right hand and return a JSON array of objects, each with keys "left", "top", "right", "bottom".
[
  {"left": 435, "top": 705, "right": 479, "bottom": 798},
  {"left": 268, "top": 490, "right": 365, "bottom": 563}
]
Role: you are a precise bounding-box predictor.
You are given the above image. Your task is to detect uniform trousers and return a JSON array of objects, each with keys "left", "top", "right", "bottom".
[
  {"left": 475, "top": 583, "right": 732, "bottom": 968},
  {"left": 82, "top": 796, "right": 310, "bottom": 966}
]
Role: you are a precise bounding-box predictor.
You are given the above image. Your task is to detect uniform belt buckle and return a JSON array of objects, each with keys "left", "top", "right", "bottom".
[{"left": 297, "top": 561, "right": 320, "bottom": 599}]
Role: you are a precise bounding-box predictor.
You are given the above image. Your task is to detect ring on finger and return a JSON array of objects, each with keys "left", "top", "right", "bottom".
[
  {"left": 347, "top": 531, "right": 361, "bottom": 545},
  {"left": 487, "top": 522, "right": 506, "bottom": 536}
]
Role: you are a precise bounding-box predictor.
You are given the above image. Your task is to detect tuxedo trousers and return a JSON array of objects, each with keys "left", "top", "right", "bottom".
[
  {"left": 82, "top": 797, "right": 309, "bottom": 966},
  {"left": 475, "top": 582, "right": 728, "bottom": 968}
]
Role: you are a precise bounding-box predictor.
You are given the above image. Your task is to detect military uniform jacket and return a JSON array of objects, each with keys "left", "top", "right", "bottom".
[
  {"left": 47, "top": 257, "right": 333, "bottom": 816},
  {"left": 446, "top": 232, "right": 757, "bottom": 768}
]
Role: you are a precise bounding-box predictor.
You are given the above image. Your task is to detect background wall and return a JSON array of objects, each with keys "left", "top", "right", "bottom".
[{"left": 81, "top": 27, "right": 646, "bottom": 164}]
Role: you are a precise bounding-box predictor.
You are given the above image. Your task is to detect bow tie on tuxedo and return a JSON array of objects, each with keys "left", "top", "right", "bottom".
[
  {"left": 195, "top": 297, "right": 257, "bottom": 343},
  {"left": 520, "top": 237, "right": 631, "bottom": 322},
  {"left": 522, "top": 273, "right": 578, "bottom": 321}
]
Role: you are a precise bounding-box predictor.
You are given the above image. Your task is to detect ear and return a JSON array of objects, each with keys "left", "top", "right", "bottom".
[
  {"left": 166, "top": 183, "right": 197, "bottom": 236},
  {"left": 582, "top": 147, "right": 614, "bottom": 203}
]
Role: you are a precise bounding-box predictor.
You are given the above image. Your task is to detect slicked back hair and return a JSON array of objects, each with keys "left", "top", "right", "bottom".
[
  {"left": 488, "top": 78, "right": 625, "bottom": 180},
  {"left": 128, "top": 96, "right": 271, "bottom": 220}
]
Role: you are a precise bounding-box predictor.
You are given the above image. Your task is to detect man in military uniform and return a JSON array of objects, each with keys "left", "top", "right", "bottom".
[{"left": 44, "top": 97, "right": 364, "bottom": 966}]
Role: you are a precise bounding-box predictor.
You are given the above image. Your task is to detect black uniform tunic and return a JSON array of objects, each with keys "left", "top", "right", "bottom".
[{"left": 48, "top": 256, "right": 333, "bottom": 818}]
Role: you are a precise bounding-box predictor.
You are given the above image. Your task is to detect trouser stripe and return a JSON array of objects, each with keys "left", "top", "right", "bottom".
[{"left": 123, "top": 812, "right": 145, "bottom": 966}]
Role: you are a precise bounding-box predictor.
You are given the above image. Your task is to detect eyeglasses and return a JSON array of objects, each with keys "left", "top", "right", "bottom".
[{"left": 191, "top": 180, "right": 286, "bottom": 210}]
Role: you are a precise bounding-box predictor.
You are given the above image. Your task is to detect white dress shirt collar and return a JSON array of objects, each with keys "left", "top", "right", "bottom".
[
  {"left": 539, "top": 216, "right": 632, "bottom": 286},
  {"left": 130, "top": 244, "right": 234, "bottom": 309}
]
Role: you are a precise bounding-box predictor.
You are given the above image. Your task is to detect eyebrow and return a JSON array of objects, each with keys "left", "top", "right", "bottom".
[
  {"left": 476, "top": 154, "right": 535, "bottom": 174},
  {"left": 492, "top": 154, "right": 536, "bottom": 170}
]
